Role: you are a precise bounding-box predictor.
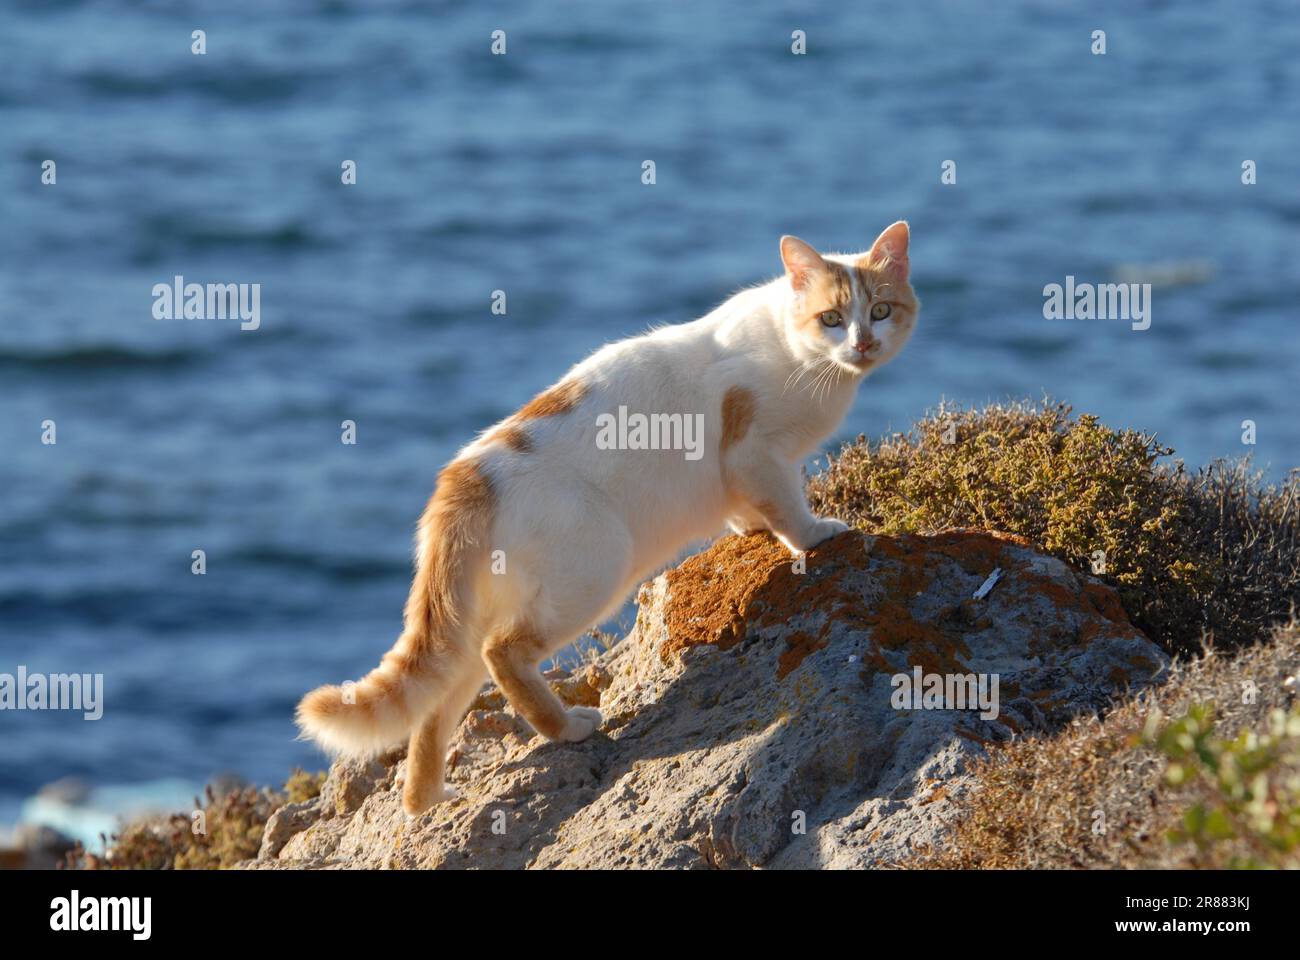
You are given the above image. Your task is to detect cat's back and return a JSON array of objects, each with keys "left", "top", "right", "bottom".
[
  {"left": 573, "top": 285, "right": 776, "bottom": 399},
  {"left": 569, "top": 317, "right": 718, "bottom": 402},
  {"left": 466, "top": 287, "right": 775, "bottom": 480}
]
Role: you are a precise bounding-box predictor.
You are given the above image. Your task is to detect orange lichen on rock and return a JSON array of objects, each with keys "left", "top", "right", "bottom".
[
  {"left": 658, "top": 527, "right": 1144, "bottom": 689},
  {"left": 777, "top": 629, "right": 829, "bottom": 680},
  {"left": 662, "top": 530, "right": 1011, "bottom": 682},
  {"left": 854, "top": 532, "right": 1013, "bottom": 679},
  {"left": 859, "top": 599, "right": 974, "bottom": 679},
  {"left": 1071, "top": 578, "right": 1144, "bottom": 643},
  {"left": 928, "top": 528, "right": 1026, "bottom": 574},
  {"left": 1018, "top": 570, "right": 1078, "bottom": 612},
  {"left": 864, "top": 534, "right": 933, "bottom": 598},
  {"left": 661, "top": 532, "right": 869, "bottom": 672},
  {"left": 1082, "top": 580, "right": 1130, "bottom": 624}
]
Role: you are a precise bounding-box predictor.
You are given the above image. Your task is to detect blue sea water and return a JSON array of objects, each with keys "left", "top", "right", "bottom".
[{"left": 1, "top": 0, "right": 1298, "bottom": 834}]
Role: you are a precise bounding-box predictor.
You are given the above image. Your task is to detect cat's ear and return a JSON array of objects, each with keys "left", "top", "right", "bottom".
[
  {"left": 863, "top": 221, "right": 910, "bottom": 282},
  {"left": 780, "top": 235, "right": 827, "bottom": 291}
]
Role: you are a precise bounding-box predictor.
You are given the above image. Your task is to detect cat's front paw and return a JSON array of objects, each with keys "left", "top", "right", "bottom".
[
  {"left": 559, "top": 706, "right": 602, "bottom": 742},
  {"left": 804, "top": 517, "right": 851, "bottom": 547},
  {"left": 776, "top": 517, "right": 850, "bottom": 555}
]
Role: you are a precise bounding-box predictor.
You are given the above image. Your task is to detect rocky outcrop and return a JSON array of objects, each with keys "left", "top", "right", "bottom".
[{"left": 245, "top": 530, "right": 1169, "bottom": 869}]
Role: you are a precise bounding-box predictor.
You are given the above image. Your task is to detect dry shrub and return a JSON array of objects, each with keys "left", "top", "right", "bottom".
[
  {"left": 806, "top": 399, "right": 1300, "bottom": 655},
  {"left": 67, "top": 769, "right": 324, "bottom": 870},
  {"left": 908, "top": 621, "right": 1300, "bottom": 869}
]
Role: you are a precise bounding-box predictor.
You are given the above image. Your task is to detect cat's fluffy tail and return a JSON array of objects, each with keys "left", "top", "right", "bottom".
[{"left": 295, "top": 458, "right": 492, "bottom": 757}]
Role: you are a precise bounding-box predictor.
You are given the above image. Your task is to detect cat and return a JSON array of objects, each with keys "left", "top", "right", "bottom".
[{"left": 297, "top": 221, "right": 919, "bottom": 816}]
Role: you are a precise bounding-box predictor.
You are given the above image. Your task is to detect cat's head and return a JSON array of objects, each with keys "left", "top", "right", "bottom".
[{"left": 779, "top": 222, "right": 918, "bottom": 376}]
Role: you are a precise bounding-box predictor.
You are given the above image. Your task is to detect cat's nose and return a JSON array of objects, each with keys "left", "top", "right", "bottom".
[{"left": 854, "top": 341, "right": 875, "bottom": 355}]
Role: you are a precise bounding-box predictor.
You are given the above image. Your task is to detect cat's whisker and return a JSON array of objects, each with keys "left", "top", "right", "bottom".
[
  {"left": 810, "top": 359, "right": 841, "bottom": 403},
  {"left": 808, "top": 365, "right": 827, "bottom": 402},
  {"left": 783, "top": 364, "right": 818, "bottom": 399},
  {"left": 780, "top": 364, "right": 807, "bottom": 397},
  {"left": 823, "top": 364, "right": 844, "bottom": 401},
  {"left": 801, "top": 359, "right": 835, "bottom": 401},
  {"left": 782, "top": 357, "right": 824, "bottom": 398}
]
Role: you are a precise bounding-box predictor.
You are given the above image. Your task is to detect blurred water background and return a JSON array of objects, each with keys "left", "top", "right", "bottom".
[{"left": 2, "top": 0, "right": 1298, "bottom": 843}]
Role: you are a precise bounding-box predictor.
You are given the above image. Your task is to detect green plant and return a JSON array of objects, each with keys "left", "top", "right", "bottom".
[{"left": 1143, "top": 702, "right": 1300, "bottom": 868}]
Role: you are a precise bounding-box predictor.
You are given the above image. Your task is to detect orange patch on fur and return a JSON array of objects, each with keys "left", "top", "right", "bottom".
[
  {"left": 488, "top": 423, "right": 533, "bottom": 452},
  {"left": 412, "top": 457, "right": 494, "bottom": 639},
  {"left": 851, "top": 258, "right": 919, "bottom": 318},
  {"left": 516, "top": 379, "right": 587, "bottom": 421},
  {"left": 720, "top": 386, "right": 757, "bottom": 452},
  {"left": 797, "top": 261, "right": 854, "bottom": 336},
  {"left": 482, "top": 378, "right": 585, "bottom": 456}
]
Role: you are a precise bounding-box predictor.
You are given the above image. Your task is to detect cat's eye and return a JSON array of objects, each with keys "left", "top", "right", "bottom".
[
  {"left": 870, "top": 302, "right": 892, "bottom": 321},
  {"left": 819, "top": 310, "right": 842, "bottom": 327}
]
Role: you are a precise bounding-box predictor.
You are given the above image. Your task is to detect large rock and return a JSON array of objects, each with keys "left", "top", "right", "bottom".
[{"left": 244, "top": 530, "right": 1169, "bottom": 869}]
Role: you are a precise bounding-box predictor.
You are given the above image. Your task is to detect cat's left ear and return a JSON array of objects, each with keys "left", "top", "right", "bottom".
[{"left": 863, "top": 221, "right": 910, "bottom": 282}]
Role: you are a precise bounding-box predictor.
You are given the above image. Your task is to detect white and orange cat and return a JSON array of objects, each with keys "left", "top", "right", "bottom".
[{"left": 297, "top": 222, "right": 919, "bottom": 815}]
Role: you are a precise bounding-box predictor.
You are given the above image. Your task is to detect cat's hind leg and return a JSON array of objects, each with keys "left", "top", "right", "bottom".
[
  {"left": 401, "top": 660, "right": 487, "bottom": 817},
  {"left": 479, "top": 517, "right": 632, "bottom": 743},
  {"left": 481, "top": 624, "right": 603, "bottom": 742}
]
